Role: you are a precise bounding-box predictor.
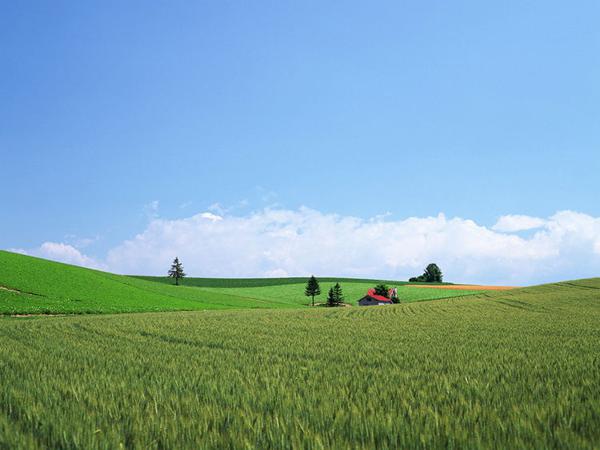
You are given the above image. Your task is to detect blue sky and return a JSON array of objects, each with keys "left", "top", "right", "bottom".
[{"left": 1, "top": 1, "right": 600, "bottom": 283}]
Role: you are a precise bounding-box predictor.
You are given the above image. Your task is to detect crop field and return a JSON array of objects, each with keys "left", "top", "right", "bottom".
[
  {"left": 133, "top": 275, "right": 419, "bottom": 288},
  {"left": 0, "top": 251, "right": 476, "bottom": 314},
  {"left": 1, "top": 279, "right": 599, "bottom": 448},
  {"left": 198, "top": 282, "right": 483, "bottom": 307}
]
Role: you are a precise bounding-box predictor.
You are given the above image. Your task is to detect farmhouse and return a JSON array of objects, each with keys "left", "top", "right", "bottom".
[{"left": 358, "top": 288, "right": 394, "bottom": 306}]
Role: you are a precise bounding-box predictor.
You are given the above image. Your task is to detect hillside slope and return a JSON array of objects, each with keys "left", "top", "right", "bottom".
[
  {"left": 461, "top": 277, "right": 600, "bottom": 308},
  {"left": 0, "top": 251, "right": 475, "bottom": 314},
  {"left": 0, "top": 251, "right": 299, "bottom": 314},
  {"left": 0, "top": 277, "right": 599, "bottom": 448}
]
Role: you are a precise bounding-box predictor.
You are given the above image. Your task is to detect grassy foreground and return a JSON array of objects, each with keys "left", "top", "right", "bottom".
[
  {"left": 0, "top": 279, "right": 599, "bottom": 448},
  {"left": 0, "top": 251, "right": 476, "bottom": 314}
]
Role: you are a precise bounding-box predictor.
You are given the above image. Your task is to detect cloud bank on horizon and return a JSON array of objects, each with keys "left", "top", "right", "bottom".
[{"left": 9, "top": 208, "right": 600, "bottom": 285}]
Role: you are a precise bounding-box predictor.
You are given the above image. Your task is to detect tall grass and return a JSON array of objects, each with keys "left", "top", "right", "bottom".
[{"left": 1, "top": 279, "right": 599, "bottom": 448}]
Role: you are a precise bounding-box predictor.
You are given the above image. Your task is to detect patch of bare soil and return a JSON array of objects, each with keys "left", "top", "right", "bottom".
[{"left": 407, "top": 284, "right": 516, "bottom": 291}]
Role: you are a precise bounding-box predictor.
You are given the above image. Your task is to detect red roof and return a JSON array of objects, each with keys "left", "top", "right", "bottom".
[{"left": 366, "top": 288, "right": 392, "bottom": 302}]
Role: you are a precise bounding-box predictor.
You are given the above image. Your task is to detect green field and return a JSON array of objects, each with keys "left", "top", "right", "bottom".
[
  {"left": 1, "top": 279, "right": 599, "bottom": 448},
  {"left": 133, "top": 275, "right": 452, "bottom": 288},
  {"left": 0, "top": 251, "right": 475, "bottom": 314},
  {"left": 0, "top": 251, "right": 298, "bottom": 314},
  {"left": 1, "top": 250, "right": 599, "bottom": 448},
  {"left": 198, "top": 282, "right": 481, "bottom": 307},
  {"left": 133, "top": 275, "right": 403, "bottom": 288}
]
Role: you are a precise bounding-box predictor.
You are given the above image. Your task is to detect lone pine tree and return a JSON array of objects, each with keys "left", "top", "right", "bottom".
[
  {"left": 168, "top": 257, "right": 186, "bottom": 285},
  {"left": 304, "top": 275, "right": 321, "bottom": 306}
]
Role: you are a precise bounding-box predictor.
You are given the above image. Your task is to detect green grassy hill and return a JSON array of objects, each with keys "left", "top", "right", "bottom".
[
  {"left": 134, "top": 275, "right": 396, "bottom": 287},
  {"left": 0, "top": 251, "right": 476, "bottom": 314},
  {"left": 0, "top": 277, "right": 599, "bottom": 448},
  {"left": 133, "top": 275, "right": 453, "bottom": 288},
  {"left": 0, "top": 251, "right": 299, "bottom": 314}
]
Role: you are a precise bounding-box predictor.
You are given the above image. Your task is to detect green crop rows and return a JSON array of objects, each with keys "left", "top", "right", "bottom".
[
  {"left": 1, "top": 250, "right": 599, "bottom": 448},
  {"left": 1, "top": 279, "right": 599, "bottom": 448}
]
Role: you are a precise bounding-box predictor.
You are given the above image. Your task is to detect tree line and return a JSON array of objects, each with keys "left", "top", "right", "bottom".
[{"left": 409, "top": 263, "right": 443, "bottom": 283}]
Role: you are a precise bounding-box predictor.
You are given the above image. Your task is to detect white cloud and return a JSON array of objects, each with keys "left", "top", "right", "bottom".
[
  {"left": 10, "top": 208, "right": 600, "bottom": 285},
  {"left": 101, "top": 208, "right": 600, "bottom": 285},
  {"left": 199, "top": 212, "right": 223, "bottom": 222},
  {"left": 492, "top": 214, "right": 547, "bottom": 232},
  {"left": 11, "top": 242, "right": 106, "bottom": 270}
]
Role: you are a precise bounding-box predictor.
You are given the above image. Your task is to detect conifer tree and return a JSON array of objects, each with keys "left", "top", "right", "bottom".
[
  {"left": 168, "top": 257, "right": 186, "bottom": 286},
  {"left": 326, "top": 283, "right": 344, "bottom": 307},
  {"left": 333, "top": 282, "right": 344, "bottom": 305},
  {"left": 327, "top": 286, "right": 336, "bottom": 307},
  {"left": 304, "top": 275, "right": 321, "bottom": 306}
]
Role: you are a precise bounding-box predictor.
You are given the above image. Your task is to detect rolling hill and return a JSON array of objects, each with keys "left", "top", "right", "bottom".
[
  {"left": 0, "top": 250, "right": 481, "bottom": 314},
  {"left": 0, "top": 250, "right": 297, "bottom": 314},
  {"left": 0, "top": 275, "right": 599, "bottom": 448}
]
